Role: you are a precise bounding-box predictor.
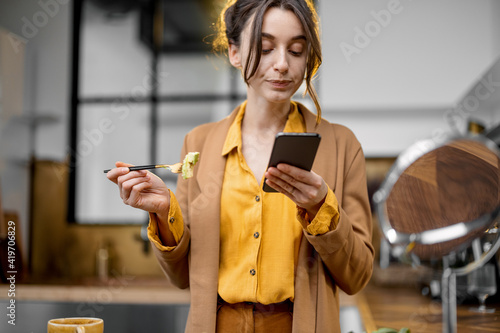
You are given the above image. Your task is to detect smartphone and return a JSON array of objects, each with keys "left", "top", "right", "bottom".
[{"left": 263, "top": 132, "right": 321, "bottom": 193}]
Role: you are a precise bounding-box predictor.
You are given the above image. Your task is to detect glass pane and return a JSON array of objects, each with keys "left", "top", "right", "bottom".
[
  {"left": 79, "top": 2, "right": 151, "bottom": 97},
  {"left": 75, "top": 103, "right": 150, "bottom": 224},
  {"left": 157, "top": 55, "right": 232, "bottom": 95},
  {"left": 155, "top": 101, "right": 234, "bottom": 190}
]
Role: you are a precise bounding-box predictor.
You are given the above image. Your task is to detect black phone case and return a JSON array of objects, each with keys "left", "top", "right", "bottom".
[{"left": 263, "top": 132, "right": 321, "bottom": 193}]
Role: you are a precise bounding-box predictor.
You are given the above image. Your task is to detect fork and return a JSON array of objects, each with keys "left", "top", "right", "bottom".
[{"left": 103, "top": 162, "right": 183, "bottom": 174}]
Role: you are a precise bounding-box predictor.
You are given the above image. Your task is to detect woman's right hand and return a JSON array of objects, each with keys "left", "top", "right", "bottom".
[{"left": 106, "top": 161, "right": 170, "bottom": 220}]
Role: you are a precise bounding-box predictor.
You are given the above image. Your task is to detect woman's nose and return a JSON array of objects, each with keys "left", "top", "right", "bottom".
[{"left": 273, "top": 49, "right": 289, "bottom": 74}]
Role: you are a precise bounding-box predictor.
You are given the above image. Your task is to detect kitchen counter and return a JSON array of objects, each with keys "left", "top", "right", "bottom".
[
  {"left": 358, "top": 283, "right": 500, "bottom": 333},
  {"left": 0, "top": 276, "right": 190, "bottom": 305}
]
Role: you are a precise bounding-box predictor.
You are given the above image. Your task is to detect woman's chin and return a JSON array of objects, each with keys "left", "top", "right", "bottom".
[{"left": 264, "top": 91, "right": 297, "bottom": 104}]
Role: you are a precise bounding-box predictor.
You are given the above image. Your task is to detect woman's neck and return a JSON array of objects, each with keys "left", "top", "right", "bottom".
[
  {"left": 239, "top": 95, "right": 293, "bottom": 183},
  {"left": 243, "top": 96, "right": 291, "bottom": 135}
]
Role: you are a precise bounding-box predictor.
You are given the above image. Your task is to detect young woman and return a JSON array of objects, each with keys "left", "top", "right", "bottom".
[{"left": 107, "top": 1, "right": 374, "bottom": 332}]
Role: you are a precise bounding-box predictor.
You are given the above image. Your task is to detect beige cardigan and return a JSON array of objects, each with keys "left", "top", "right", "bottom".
[{"left": 150, "top": 103, "right": 374, "bottom": 333}]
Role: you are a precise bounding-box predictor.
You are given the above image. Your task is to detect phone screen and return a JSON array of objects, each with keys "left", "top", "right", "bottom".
[{"left": 263, "top": 132, "right": 321, "bottom": 192}]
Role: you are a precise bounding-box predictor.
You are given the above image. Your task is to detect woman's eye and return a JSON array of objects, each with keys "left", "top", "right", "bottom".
[
  {"left": 262, "top": 40, "right": 273, "bottom": 54},
  {"left": 289, "top": 42, "right": 305, "bottom": 56}
]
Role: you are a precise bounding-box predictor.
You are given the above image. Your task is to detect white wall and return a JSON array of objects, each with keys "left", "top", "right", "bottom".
[{"left": 319, "top": 0, "right": 500, "bottom": 156}]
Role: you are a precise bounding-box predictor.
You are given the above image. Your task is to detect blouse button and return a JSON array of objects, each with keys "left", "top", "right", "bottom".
[
  {"left": 255, "top": 195, "right": 260, "bottom": 202},
  {"left": 169, "top": 217, "right": 175, "bottom": 223},
  {"left": 250, "top": 269, "right": 256, "bottom": 276},
  {"left": 253, "top": 232, "right": 260, "bottom": 239}
]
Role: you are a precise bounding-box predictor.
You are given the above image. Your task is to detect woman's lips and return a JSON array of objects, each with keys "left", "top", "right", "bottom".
[{"left": 268, "top": 80, "right": 291, "bottom": 89}]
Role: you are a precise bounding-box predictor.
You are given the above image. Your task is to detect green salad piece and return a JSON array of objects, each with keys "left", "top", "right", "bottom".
[{"left": 182, "top": 152, "right": 200, "bottom": 179}]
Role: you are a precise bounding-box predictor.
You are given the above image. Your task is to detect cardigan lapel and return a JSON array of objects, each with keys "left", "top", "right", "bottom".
[
  {"left": 294, "top": 104, "right": 340, "bottom": 332},
  {"left": 188, "top": 109, "right": 238, "bottom": 332},
  {"left": 189, "top": 109, "right": 239, "bottom": 219},
  {"left": 300, "top": 103, "right": 338, "bottom": 193}
]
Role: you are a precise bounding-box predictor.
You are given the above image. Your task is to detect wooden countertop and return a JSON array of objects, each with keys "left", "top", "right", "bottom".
[
  {"left": 358, "top": 283, "right": 500, "bottom": 333},
  {"left": 0, "top": 276, "right": 190, "bottom": 305}
]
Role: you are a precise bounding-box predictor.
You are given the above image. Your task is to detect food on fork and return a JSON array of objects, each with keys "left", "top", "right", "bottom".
[{"left": 181, "top": 152, "right": 200, "bottom": 179}]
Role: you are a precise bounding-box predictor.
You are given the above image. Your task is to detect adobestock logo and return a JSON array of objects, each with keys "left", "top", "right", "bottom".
[
  {"left": 70, "top": 67, "right": 169, "bottom": 160},
  {"left": 52, "top": 67, "right": 170, "bottom": 182},
  {"left": 8, "top": 0, "right": 69, "bottom": 53},
  {"left": 443, "top": 73, "right": 500, "bottom": 132},
  {"left": 339, "top": 0, "right": 409, "bottom": 64}
]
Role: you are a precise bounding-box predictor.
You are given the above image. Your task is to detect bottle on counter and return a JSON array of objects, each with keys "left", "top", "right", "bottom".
[{"left": 96, "top": 242, "right": 109, "bottom": 282}]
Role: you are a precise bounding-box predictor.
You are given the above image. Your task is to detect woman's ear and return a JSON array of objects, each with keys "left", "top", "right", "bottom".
[{"left": 228, "top": 43, "right": 242, "bottom": 68}]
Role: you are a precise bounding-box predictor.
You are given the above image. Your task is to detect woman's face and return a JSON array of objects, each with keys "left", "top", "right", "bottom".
[{"left": 230, "top": 7, "right": 308, "bottom": 105}]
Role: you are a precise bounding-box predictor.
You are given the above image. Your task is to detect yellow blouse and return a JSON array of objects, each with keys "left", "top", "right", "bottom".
[{"left": 218, "top": 101, "right": 338, "bottom": 304}]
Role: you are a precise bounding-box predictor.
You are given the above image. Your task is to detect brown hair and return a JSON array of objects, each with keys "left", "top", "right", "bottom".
[{"left": 213, "top": 0, "right": 322, "bottom": 123}]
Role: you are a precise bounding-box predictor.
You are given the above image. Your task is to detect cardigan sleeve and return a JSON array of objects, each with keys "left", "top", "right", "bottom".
[
  {"left": 147, "top": 137, "right": 193, "bottom": 290},
  {"left": 296, "top": 185, "right": 340, "bottom": 235},
  {"left": 304, "top": 128, "right": 374, "bottom": 295},
  {"left": 147, "top": 190, "right": 184, "bottom": 251}
]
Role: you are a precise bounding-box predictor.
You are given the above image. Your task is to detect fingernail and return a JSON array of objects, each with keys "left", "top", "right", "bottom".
[{"left": 120, "top": 167, "right": 129, "bottom": 173}]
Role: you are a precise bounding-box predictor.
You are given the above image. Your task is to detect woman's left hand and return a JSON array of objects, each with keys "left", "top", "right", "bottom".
[{"left": 264, "top": 163, "right": 328, "bottom": 219}]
